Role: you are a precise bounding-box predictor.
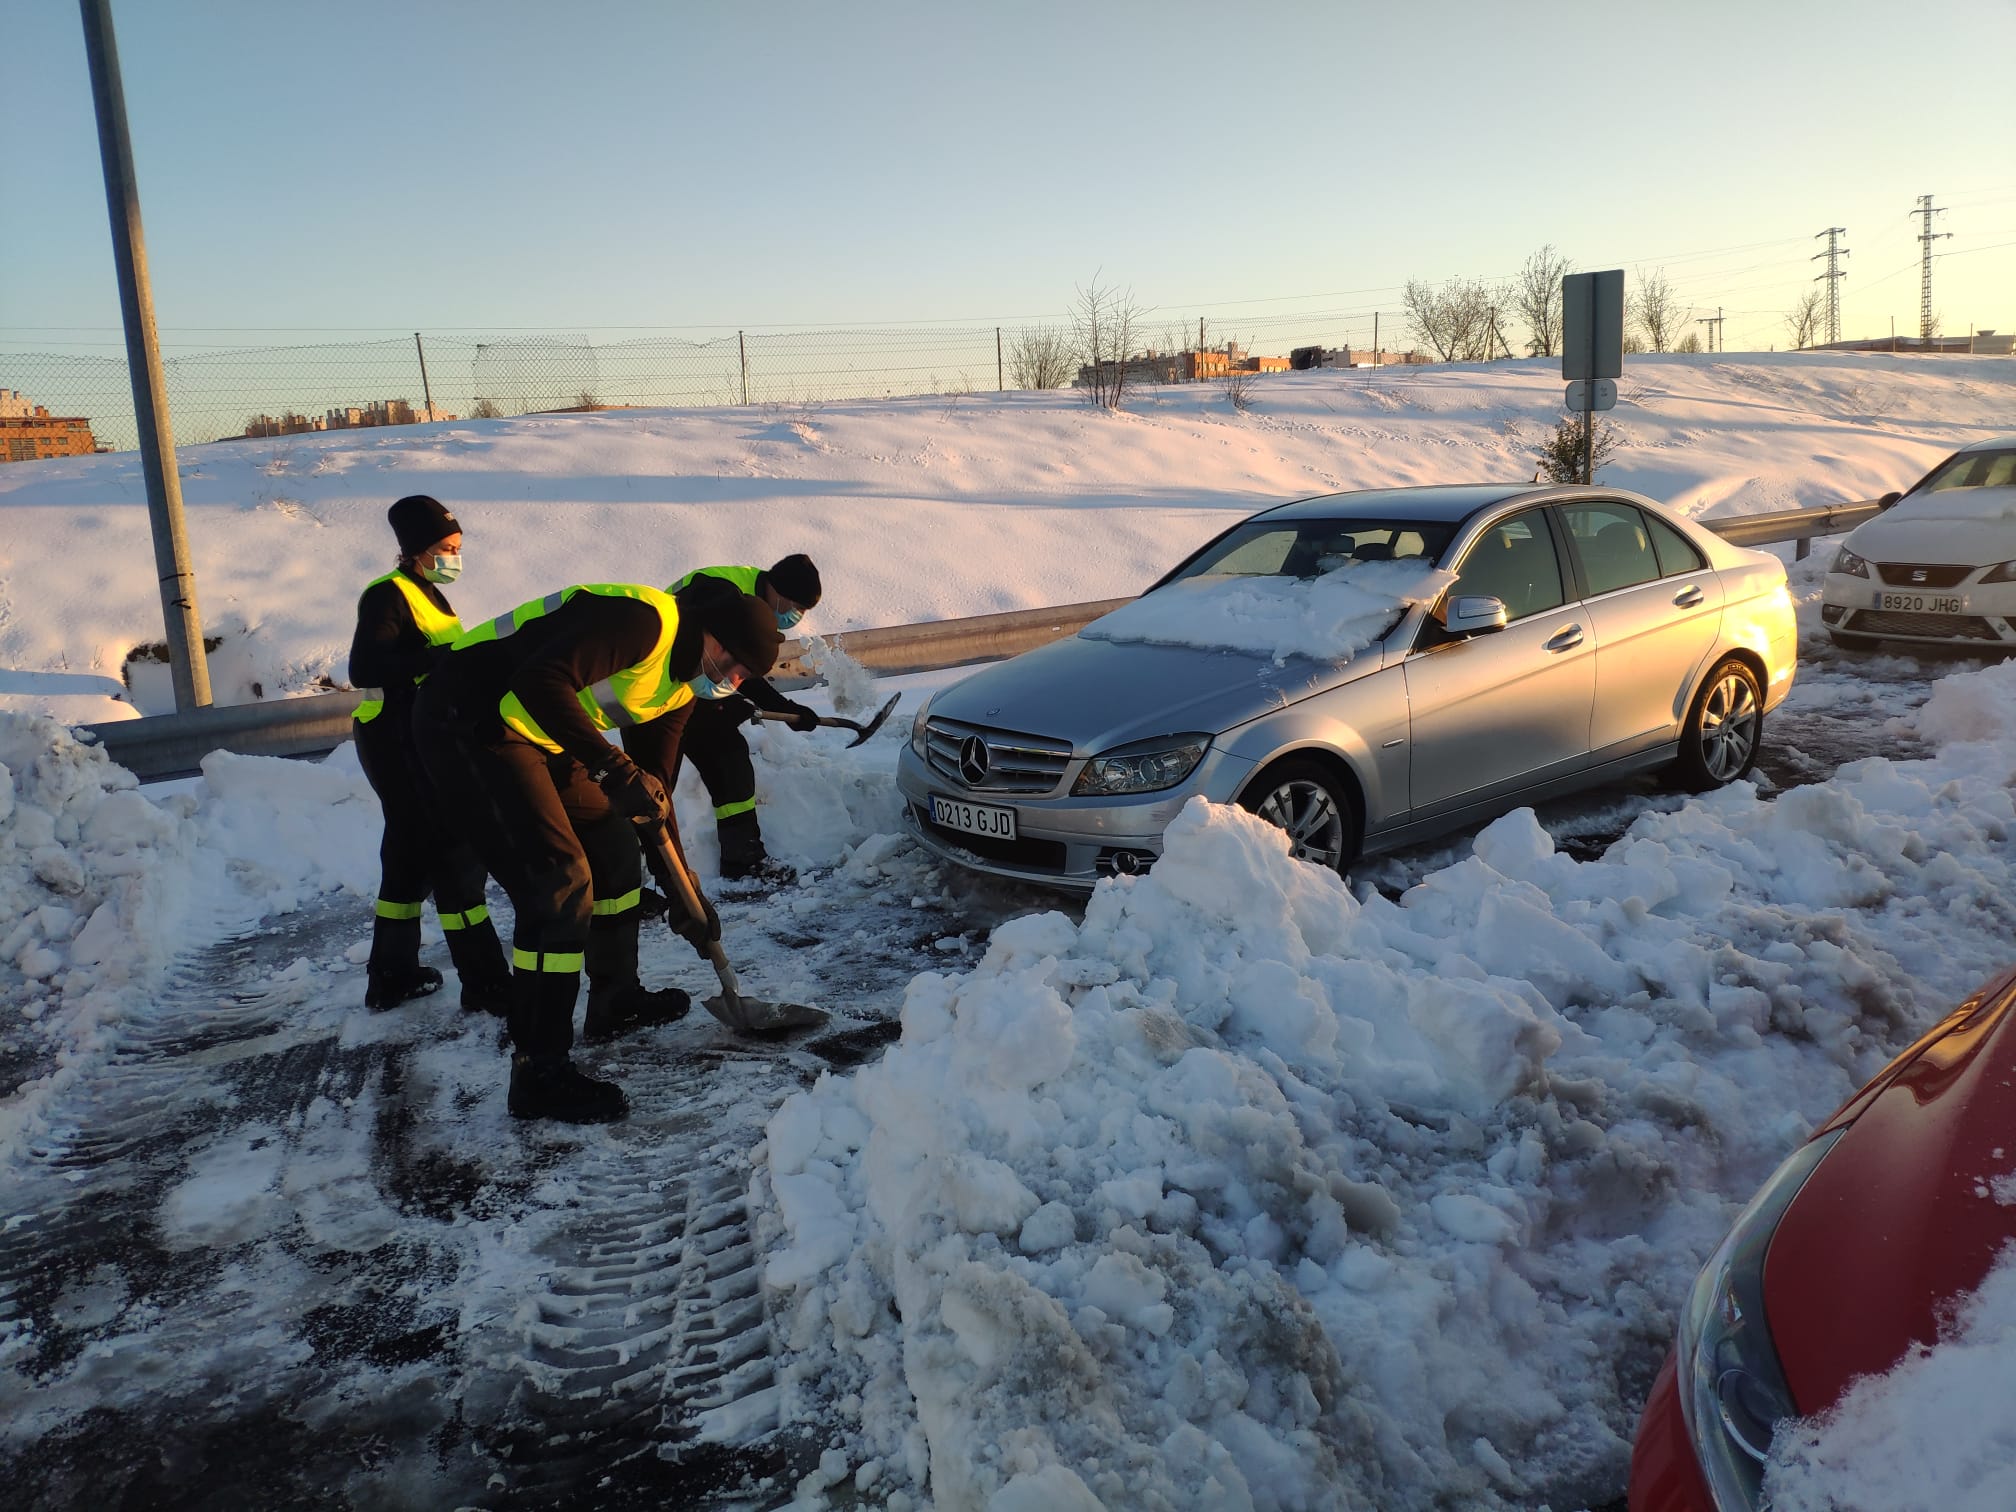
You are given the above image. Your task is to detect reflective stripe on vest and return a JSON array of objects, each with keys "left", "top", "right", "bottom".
[
  {"left": 671, "top": 564, "right": 762, "bottom": 597},
  {"left": 354, "top": 570, "right": 463, "bottom": 725},
  {"left": 450, "top": 583, "right": 691, "bottom": 753}
]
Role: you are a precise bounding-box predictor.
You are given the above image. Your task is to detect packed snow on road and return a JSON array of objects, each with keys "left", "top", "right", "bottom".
[{"left": 3, "top": 355, "right": 2015, "bottom": 1510}]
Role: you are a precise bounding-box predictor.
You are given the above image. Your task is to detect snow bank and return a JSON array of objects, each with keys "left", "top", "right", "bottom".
[
  {"left": 0, "top": 714, "right": 194, "bottom": 1152},
  {"left": 1080, "top": 560, "right": 1455, "bottom": 664},
  {"left": 752, "top": 655, "right": 2016, "bottom": 1510}
]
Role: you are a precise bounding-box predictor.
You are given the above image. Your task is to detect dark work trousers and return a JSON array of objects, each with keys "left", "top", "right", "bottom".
[
  {"left": 413, "top": 686, "right": 652, "bottom": 1059},
  {"left": 353, "top": 713, "right": 507, "bottom": 987},
  {"left": 678, "top": 697, "right": 767, "bottom": 870}
]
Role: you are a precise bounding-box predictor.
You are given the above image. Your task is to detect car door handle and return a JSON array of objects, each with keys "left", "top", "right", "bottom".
[
  {"left": 1544, "top": 625, "right": 1585, "bottom": 652},
  {"left": 1673, "top": 585, "right": 1705, "bottom": 608}
]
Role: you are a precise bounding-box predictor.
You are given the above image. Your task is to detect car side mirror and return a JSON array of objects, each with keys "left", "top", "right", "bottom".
[
  {"left": 1439, "top": 595, "right": 1510, "bottom": 635},
  {"left": 1877, "top": 490, "right": 1901, "bottom": 510}
]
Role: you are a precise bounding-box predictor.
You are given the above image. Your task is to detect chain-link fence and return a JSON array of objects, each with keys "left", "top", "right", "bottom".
[{"left": 2, "top": 311, "right": 1399, "bottom": 455}]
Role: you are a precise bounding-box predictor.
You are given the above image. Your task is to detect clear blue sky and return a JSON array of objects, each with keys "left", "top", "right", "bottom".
[{"left": 6, "top": 0, "right": 2013, "bottom": 353}]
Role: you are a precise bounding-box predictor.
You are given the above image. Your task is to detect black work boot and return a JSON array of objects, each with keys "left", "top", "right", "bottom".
[
  {"left": 717, "top": 810, "right": 796, "bottom": 888},
  {"left": 584, "top": 983, "right": 692, "bottom": 1043},
  {"left": 508, "top": 1052, "right": 628, "bottom": 1123},
  {"left": 582, "top": 913, "right": 691, "bottom": 1042},
  {"left": 365, "top": 909, "right": 439, "bottom": 1009},
  {"left": 365, "top": 964, "right": 443, "bottom": 1010},
  {"left": 443, "top": 914, "right": 512, "bottom": 1016}
]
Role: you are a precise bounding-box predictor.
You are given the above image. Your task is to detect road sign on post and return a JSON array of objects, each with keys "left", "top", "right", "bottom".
[
  {"left": 1563, "top": 378, "right": 1616, "bottom": 413},
  {"left": 1562, "top": 269, "right": 1625, "bottom": 382}
]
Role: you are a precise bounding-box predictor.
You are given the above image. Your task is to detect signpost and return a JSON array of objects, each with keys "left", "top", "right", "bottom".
[{"left": 1562, "top": 269, "right": 1625, "bottom": 485}]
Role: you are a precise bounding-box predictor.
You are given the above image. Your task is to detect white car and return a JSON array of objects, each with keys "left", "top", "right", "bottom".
[{"left": 1820, "top": 435, "right": 2016, "bottom": 651}]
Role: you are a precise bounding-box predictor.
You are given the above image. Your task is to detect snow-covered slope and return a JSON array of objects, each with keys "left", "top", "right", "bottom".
[{"left": 2, "top": 353, "right": 2008, "bottom": 724}]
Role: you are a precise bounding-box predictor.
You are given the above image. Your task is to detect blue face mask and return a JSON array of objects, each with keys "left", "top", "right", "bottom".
[
  {"left": 422, "top": 552, "right": 462, "bottom": 584},
  {"left": 775, "top": 607, "right": 804, "bottom": 630},
  {"left": 691, "top": 651, "right": 741, "bottom": 700}
]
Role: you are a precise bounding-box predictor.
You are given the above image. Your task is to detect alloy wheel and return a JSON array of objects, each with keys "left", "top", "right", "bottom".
[
  {"left": 1253, "top": 779, "right": 1348, "bottom": 870},
  {"left": 1698, "top": 671, "right": 1760, "bottom": 782}
]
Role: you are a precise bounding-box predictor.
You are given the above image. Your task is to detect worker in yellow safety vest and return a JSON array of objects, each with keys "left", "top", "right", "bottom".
[
  {"left": 666, "top": 555, "right": 823, "bottom": 888},
  {"left": 413, "top": 574, "right": 783, "bottom": 1123},
  {"left": 348, "top": 494, "right": 510, "bottom": 1014}
]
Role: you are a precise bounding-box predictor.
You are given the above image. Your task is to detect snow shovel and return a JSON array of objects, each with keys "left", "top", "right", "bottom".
[
  {"left": 754, "top": 692, "right": 902, "bottom": 749},
  {"left": 638, "top": 821, "right": 827, "bottom": 1037}
]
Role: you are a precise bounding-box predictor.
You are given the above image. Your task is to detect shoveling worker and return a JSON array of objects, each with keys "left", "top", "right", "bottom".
[
  {"left": 414, "top": 574, "right": 783, "bottom": 1123},
  {"left": 665, "top": 554, "right": 823, "bottom": 888},
  {"left": 347, "top": 494, "right": 511, "bottom": 1014}
]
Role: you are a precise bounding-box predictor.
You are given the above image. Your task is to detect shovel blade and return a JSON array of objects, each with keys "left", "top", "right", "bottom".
[
  {"left": 701, "top": 994, "right": 829, "bottom": 1037},
  {"left": 845, "top": 692, "right": 903, "bottom": 748}
]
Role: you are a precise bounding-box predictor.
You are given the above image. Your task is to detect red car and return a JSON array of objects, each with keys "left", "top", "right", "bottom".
[{"left": 1630, "top": 963, "right": 2016, "bottom": 1510}]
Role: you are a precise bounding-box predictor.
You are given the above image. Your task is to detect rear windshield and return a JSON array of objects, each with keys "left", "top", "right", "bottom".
[{"left": 1167, "top": 518, "right": 1456, "bottom": 586}]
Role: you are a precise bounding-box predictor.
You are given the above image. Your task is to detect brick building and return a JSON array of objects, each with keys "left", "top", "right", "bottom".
[{"left": 0, "top": 390, "right": 100, "bottom": 463}]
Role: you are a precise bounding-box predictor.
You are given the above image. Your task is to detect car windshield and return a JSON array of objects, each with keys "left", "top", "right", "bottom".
[
  {"left": 1167, "top": 519, "right": 1456, "bottom": 586},
  {"left": 1918, "top": 448, "right": 2016, "bottom": 495}
]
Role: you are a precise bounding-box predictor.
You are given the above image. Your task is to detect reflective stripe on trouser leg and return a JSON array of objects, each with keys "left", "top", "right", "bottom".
[
  {"left": 712, "top": 797, "right": 757, "bottom": 820},
  {"left": 438, "top": 903, "right": 491, "bottom": 931},
  {"left": 511, "top": 947, "right": 585, "bottom": 973},
  {"left": 590, "top": 888, "right": 641, "bottom": 917},
  {"left": 375, "top": 898, "right": 425, "bottom": 920}
]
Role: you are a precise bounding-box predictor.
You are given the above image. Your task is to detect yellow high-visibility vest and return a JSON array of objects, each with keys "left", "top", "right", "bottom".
[
  {"left": 671, "top": 564, "right": 761, "bottom": 597},
  {"left": 353, "top": 570, "right": 462, "bottom": 725},
  {"left": 450, "top": 583, "right": 690, "bottom": 752}
]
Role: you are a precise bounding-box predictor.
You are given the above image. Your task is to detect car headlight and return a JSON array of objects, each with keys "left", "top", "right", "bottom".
[
  {"left": 1979, "top": 560, "right": 2016, "bottom": 585},
  {"left": 1677, "top": 1128, "right": 1844, "bottom": 1511},
  {"left": 1070, "top": 736, "right": 1210, "bottom": 797},
  {"left": 1829, "top": 548, "right": 1870, "bottom": 579},
  {"left": 910, "top": 694, "right": 935, "bottom": 756}
]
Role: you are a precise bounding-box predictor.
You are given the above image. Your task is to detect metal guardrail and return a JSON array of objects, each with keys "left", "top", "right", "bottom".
[{"left": 83, "top": 499, "right": 1883, "bottom": 780}]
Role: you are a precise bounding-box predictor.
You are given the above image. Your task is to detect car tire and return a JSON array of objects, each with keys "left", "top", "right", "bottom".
[
  {"left": 1827, "top": 629, "right": 1880, "bottom": 652},
  {"left": 1672, "top": 656, "right": 1765, "bottom": 792},
  {"left": 1239, "top": 758, "right": 1362, "bottom": 876}
]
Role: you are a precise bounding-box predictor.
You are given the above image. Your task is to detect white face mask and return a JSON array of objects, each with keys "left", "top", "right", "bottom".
[{"left": 422, "top": 552, "right": 462, "bottom": 584}]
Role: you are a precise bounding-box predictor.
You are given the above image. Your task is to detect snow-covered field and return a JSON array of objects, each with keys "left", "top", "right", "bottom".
[{"left": 3, "top": 353, "right": 2015, "bottom": 1510}]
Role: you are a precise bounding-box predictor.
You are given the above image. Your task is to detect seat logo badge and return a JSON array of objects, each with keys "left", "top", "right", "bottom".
[
  {"left": 959, "top": 736, "right": 991, "bottom": 785},
  {"left": 1910, "top": 569, "right": 1927, "bottom": 583}
]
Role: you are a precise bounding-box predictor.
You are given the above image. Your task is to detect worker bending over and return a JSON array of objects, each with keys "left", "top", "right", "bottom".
[
  {"left": 668, "top": 554, "right": 822, "bottom": 887},
  {"left": 416, "top": 574, "right": 782, "bottom": 1123}
]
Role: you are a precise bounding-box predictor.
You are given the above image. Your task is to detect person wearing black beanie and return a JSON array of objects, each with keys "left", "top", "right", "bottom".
[
  {"left": 347, "top": 496, "right": 511, "bottom": 1015},
  {"left": 411, "top": 574, "right": 783, "bottom": 1124},
  {"left": 664, "top": 554, "right": 825, "bottom": 888}
]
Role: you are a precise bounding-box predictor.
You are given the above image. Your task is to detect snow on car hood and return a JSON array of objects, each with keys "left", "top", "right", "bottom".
[
  {"left": 1081, "top": 560, "right": 1458, "bottom": 665},
  {"left": 1843, "top": 486, "right": 2016, "bottom": 566}
]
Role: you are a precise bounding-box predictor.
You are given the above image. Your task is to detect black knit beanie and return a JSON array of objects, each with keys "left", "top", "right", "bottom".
[
  {"left": 766, "top": 553, "right": 822, "bottom": 608},
  {"left": 388, "top": 495, "right": 460, "bottom": 556},
  {"left": 680, "top": 577, "right": 784, "bottom": 677}
]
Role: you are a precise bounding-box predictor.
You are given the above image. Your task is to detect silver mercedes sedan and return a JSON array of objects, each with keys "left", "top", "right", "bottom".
[{"left": 895, "top": 484, "right": 1797, "bottom": 892}]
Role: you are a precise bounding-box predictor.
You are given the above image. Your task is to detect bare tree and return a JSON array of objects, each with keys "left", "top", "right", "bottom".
[
  {"left": 1008, "top": 325, "right": 1076, "bottom": 390},
  {"left": 1225, "top": 368, "right": 1256, "bottom": 413},
  {"left": 1630, "top": 267, "right": 1686, "bottom": 353},
  {"left": 1071, "top": 276, "right": 1144, "bottom": 410},
  {"left": 1784, "top": 289, "right": 1824, "bottom": 349},
  {"left": 1513, "top": 245, "right": 1573, "bottom": 357},
  {"left": 1403, "top": 276, "right": 1501, "bottom": 362}
]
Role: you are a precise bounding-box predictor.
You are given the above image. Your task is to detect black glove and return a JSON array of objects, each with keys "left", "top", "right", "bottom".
[
  {"left": 636, "top": 885, "right": 670, "bottom": 921},
  {"left": 595, "top": 757, "right": 669, "bottom": 822},
  {"left": 669, "top": 891, "right": 721, "bottom": 958},
  {"left": 780, "top": 701, "right": 820, "bottom": 733},
  {"left": 719, "top": 695, "right": 757, "bottom": 729}
]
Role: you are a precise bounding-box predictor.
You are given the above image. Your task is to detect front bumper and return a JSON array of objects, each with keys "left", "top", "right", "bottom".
[
  {"left": 895, "top": 741, "right": 1255, "bottom": 891},
  {"left": 1820, "top": 572, "right": 2016, "bottom": 647},
  {"left": 1629, "top": 1353, "right": 1715, "bottom": 1512}
]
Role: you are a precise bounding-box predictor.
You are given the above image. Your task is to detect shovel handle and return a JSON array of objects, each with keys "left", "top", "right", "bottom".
[{"left": 640, "top": 822, "right": 751, "bottom": 1030}]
